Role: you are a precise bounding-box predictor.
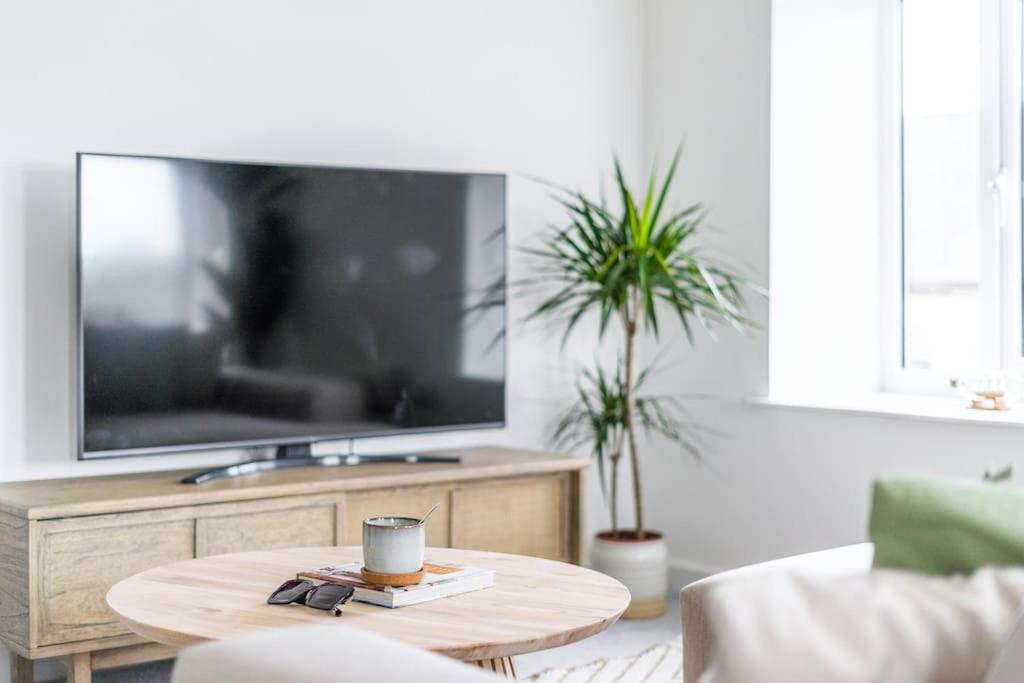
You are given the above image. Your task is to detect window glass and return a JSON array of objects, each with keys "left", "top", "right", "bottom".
[{"left": 901, "top": 0, "right": 983, "bottom": 371}]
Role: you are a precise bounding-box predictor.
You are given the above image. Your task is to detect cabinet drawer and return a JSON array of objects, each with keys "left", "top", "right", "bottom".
[
  {"left": 340, "top": 488, "right": 450, "bottom": 547},
  {"left": 36, "top": 515, "right": 195, "bottom": 646},
  {"left": 196, "top": 504, "right": 336, "bottom": 557},
  {"left": 451, "top": 476, "right": 567, "bottom": 560}
]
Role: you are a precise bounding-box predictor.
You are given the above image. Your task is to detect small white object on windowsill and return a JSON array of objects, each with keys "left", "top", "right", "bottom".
[{"left": 950, "top": 371, "right": 1021, "bottom": 412}]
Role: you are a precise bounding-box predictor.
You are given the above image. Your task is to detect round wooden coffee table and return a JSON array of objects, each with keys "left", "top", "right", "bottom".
[{"left": 107, "top": 546, "right": 630, "bottom": 679}]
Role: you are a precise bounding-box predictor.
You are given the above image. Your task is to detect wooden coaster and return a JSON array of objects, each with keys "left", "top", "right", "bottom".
[{"left": 360, "top": 566, "right": 425, "bottom": 586}]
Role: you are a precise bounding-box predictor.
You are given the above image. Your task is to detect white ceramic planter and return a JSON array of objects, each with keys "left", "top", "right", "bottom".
[{"left": 589, "top": 531, "right": 668, "bottom": 619}]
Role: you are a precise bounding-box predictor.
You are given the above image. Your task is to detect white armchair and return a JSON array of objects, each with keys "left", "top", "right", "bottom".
[{"left": 171, "top": 624, "right": 497, "bottom": 683}]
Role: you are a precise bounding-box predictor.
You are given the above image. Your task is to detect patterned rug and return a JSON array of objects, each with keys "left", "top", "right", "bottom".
[{"left": 527, "top": 641, "right": 683, "bottom": 682}]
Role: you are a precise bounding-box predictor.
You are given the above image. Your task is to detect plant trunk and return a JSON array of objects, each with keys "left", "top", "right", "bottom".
[
  {"left": 609, "top": 451, "right": 620, "bottom": 535},
  {"left": 623, "top": 303, "right": 644, "bottom": 539}
]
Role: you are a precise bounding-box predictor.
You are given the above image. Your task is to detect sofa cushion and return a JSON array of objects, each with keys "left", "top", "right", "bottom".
[
  {"left": 699, "top": 567, "right": 1024, "bottom": 683},
  {"left": 869, "top": 476, "right": 1024, "bottom": 575}
]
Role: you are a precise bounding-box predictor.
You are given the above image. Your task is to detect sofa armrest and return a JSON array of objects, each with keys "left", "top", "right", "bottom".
[{"left": 681, "top": 543, "right": 874, "bottom": 683}]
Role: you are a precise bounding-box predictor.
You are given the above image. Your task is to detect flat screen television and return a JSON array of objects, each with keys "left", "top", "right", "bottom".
[{"left": 78, "top": 153, "right": 506, "bottom": 469}]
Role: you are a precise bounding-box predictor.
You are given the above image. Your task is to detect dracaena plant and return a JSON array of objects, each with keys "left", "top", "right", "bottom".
[{"left": 525, "top": 148, "right": 759, "bottom": 538}]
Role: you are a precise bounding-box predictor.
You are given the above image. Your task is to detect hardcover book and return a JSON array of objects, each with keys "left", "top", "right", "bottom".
[{"left": 297, "top": 561, "right": 495, "bottom": 608}]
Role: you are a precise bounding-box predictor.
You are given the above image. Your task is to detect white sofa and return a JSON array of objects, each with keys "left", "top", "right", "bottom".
[{"left": 680, "top": 543, "right": 1024, "bottom": 683}]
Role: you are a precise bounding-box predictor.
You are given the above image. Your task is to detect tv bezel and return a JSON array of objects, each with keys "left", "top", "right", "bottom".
[{"left": 75, "top": 151, "right": 508, "bottom": 461}]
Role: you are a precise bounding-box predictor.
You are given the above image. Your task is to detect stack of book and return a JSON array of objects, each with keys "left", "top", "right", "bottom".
[{"left": 297, "top": 561, "right": 495, "bottom": 608}]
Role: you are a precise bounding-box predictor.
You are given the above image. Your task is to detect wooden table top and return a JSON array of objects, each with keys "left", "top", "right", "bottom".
[{"left": 106, "top": 547, "right": 630, "bottom": 661}]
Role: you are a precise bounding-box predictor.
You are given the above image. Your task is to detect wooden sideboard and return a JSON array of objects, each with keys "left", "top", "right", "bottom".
[{"left": 0, "top": 446, "right": 586, "bottom": 683}]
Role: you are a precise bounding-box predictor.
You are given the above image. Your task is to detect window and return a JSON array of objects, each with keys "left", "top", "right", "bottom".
[{"left": 885, "top": 0, "right": 1022, "bottom": 394}]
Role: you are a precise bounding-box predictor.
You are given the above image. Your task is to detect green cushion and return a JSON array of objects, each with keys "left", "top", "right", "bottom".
[{"left": 869, "top": 475, "right": 1024, "bottom": 575}]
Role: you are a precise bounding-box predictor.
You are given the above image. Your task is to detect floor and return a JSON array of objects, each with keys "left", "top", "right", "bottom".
[
  {"left": 45, "top": 596, "right": 682, "bottom": 682},
  {"left": 517, "top": 595, "right": 682, "bottom": 678}
]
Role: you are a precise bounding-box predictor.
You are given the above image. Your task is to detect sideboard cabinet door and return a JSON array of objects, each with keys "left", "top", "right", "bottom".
[
  {"left": 35, "top": 513, "right": 195, "bottom": 647},
  {"left": 450, "top": 475, "right": 569, "bottom": 561}
]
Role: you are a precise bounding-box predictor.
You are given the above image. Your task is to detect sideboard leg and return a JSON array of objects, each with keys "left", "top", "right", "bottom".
[
  {"left": 66, "top": 652, "right": 91, "bottom": 683},
  {"left": 470, "top": 656, "right": 517, "bottom": 679},
  {"left": 10, "top": 653, "right": 33, "bottom": 683}
]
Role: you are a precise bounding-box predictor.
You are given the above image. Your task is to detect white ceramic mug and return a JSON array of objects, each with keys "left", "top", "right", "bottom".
[{"left": 362, "top": 517, "right": 425, "bottom": 575}]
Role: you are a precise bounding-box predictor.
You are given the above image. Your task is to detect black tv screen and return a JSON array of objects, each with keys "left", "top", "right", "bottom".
[{"left": 78, "top": 153, "right": 506, "bottom": 458}]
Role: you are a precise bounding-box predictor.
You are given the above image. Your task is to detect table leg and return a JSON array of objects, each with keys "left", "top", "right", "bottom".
[
  {"left": 10, "top": 653, "right": 32, "bottom": 683},
  {"left": 66, "top": 652, "right": 91, "bottom": 683},
  {"left": 470, "top": 656, "right": 517, "bottom": 679}
]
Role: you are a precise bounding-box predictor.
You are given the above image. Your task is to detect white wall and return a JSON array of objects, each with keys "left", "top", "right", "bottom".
[
  {"left": 770, "top": 0, "right": 884, "bottom": 399},
  {"left": 642, "top": 0, "right": 1024, "bottom": 585},
  {"left": 0, "top": 1, "right": 644, "bottom": 678}
]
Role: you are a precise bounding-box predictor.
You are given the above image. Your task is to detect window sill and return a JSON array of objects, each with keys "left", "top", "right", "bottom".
[{"left": 750, "top": 393, "right": 1024, "bottom": 429}]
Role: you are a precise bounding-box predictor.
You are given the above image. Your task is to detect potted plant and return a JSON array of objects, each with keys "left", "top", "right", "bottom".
[{"left": 525, "top": 149, "right": 760, "bottom": 618}]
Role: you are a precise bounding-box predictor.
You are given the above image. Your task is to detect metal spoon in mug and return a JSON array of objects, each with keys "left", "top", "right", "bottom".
[{"left": 419, "top": 503, "right": 440, "bottom": 526}]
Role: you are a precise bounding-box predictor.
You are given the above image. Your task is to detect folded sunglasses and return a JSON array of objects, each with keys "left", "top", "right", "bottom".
[{"left": 267, "top": 579, "right": 354, "bottom": 617}]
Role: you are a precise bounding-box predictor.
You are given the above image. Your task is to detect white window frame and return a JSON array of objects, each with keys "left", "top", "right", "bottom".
[{"left": 881, "top": 0, "right": 1024, "bottom": 396}]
